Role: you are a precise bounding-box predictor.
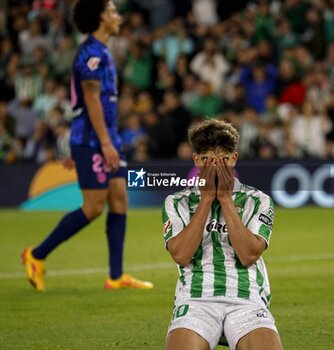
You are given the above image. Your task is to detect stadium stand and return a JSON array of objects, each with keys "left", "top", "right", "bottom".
[{"left": 0, "top": 0, "right": 334, "bottom": 164}]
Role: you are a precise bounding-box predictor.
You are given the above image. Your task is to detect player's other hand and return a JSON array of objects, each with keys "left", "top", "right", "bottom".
[
  {"left": 216, "top": 158, "right": 234, "bottom": 201},
  {"left": 102, "top": 143, "right": 120, "bottom": 171},
  {"left": 199, "top": 158, "right": 216, "bottom": 202},
  {"left": 63, "top": 156, "right": 76, "bottom": 170}
]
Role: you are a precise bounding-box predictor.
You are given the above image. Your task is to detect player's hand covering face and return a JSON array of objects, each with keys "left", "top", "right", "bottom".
[
  {"left": 194, "top": 148, "right": 237, "bottom": 199},
  {"left": 216, "top": 158, "right": 234, "bottom": 200},
  {"left": 199, "top": 157, "right": 216, "bottom": 201}
]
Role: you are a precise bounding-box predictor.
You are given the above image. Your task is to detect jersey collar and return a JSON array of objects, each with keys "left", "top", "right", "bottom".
[
  {"left": 192, "top": 177, "right": 242, "bottom": 195},
  {"left": 89, "top": 34, "right": 108, "bottom": 49},
  {"left": 233, "top": 177, "right": 242, "bottom": 193}
]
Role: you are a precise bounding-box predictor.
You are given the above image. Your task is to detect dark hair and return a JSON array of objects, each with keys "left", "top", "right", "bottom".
[
  {"left": 188, "top": 119, "right": 239, "bottom": 154},
  {"left": 72, "top": 0, "right": 108, "bottom": 34}
]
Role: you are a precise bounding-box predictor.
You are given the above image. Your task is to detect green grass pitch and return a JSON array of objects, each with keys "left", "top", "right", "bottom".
[{"left": 0, "top": 208, "right": 333, "bottom": 349}]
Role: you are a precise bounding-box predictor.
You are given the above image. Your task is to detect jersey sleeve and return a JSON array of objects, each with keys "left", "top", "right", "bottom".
[
  {"left": 246, "top": 195, "right": 274, "bottom": 247},
  {"left": 77, "top": 50, "right": 105, "bottom": 81},
  {"left": 162, "top": 195, "right": 185, "bottom": 247}
]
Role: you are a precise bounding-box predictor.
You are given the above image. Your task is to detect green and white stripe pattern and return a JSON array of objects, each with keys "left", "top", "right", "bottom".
[{"left": 162, "top": 178, "right": 274, "bottom": 306}]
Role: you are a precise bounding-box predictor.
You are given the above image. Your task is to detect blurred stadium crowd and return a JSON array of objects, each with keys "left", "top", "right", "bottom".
[{"left": 1, "top": 0, "right": 334, "bottom": 164}]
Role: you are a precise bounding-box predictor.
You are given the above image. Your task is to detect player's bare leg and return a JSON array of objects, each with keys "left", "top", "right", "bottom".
[
  {"left": 82, "top": 188, "right": 109, "bottom": 220},
  {"left": 166, "top": 328, "right": 210, "bottom": 350},
  {"left": 107, "top": 177, "right": 127, "bottom": 214},
  {"left": 236, "top": 328, "right": 283, "bottom": 350}
]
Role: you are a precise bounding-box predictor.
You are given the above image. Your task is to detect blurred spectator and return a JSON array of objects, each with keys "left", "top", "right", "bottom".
[
  {"left": 2, "top": 0, "right": 334, "bottom": 163},
  {"left": 225, "top": 84, "right": 248, "bottom": 114},
  {"left": 133, "top": 136, "right": 150, "bottom": 162},
  {"left": 323, "top": 2, "right": 334, "bottom": 43},
  {"left": 261, "top": 95, "right": 279, "bottom": 121},
  {"left": 180, "top": 74, "right": 199, "bottom": 109},
  {"left": 33, "top": 78, "right": 57, "bottom": 120},
  {"left": 274, "top": 17, "right": 298, "bottom": 59},
  {"left": 300, "top": 7, "right": 326, "bottom": 59},
  {"left": 283, "top": 0, "right": 310, "bottom": 35},
  {"left": 114, "top": 0, "right": 132, "bottom": 14},
  {"left": 14, "top": 58, "right": 42, "bottom": 102},
  {"left": 108, "top": 24, "right": 132, "bottom": 66},
  {"left": 177, "top": 141, "right": 193, "bottom": 161},
  {"left": 325, "top": 93, "right": 334, "bottom": 157},
  {"left": 253, "top": 2, "right": 274, "bottom": 44},
  {"left": 129, "top": 12, "right": 148, "bottom": 38},
  {"left": 121, "top": 113, "right": 145, "bottom": 158},
  {"left": 123, "top": 40, "right": 153, "bottom": 90},
  {"left": 135, "top": 91, "right": 154, "bottom": 114},
  {"left": 0, "top": 120, "right": 13, "bottom": 163},
  {"left": 21, "top": 121, "right": 51, "bottom": 163},
  {"left": 46, "top": 10, "right": 67, "bottom": 50},
  {"left": 52, "top": 34, "right": 76, "bottom": 78},
  {"left": 239, "top": 62, "right": 277, "bottom": 113},
  {"left": 51, "top": 119, "right": 70, "bottom": 160},
  {"left": 277, "top": 58, "right": 305, "bottom": 106},
  {"left": 54, "top": 84, "right": 72, "bottom": 121},
  {"left": 187, "top": 81, "right": 223, "bottom": 119},
  {"left": 138, "top": 0, "right": 174, "bottom": 29},
  {"left": 7, "top": 98, "right": 38, "bottom": 146},
  {"left": 252, "top": 124, "right": 277, "bottom": 160},
  {"left": 190, "top": 36, "right": 230, "bottom": 93},
  {"left": 325, "top": 43, "right": 334, "bottom": 83},
  {"left": 290, "top": 100, "right": 331, "bottom": 158},
  {"left": 0, "top": 37, "right": 15, "bottom": 80},
  {"left": 142, "top": 111, "right": 177, "bottom": 158},
  {"left": 158, "top": 89, "right": 191, "bottom": 144},
  {"left": 238, "top": 107, "right": 259, "bottom": 158},
  {"left": 0, "top": 100, "right": 15, "bottom": 136},
  {"left": 153, "top": 19, "right": 194, "bottom": 71},
  {"left": 18, "top": 18, "right": 50, "bottom": 55},
  {"left": 192, "top": 0, "right": 219, "bottom": 26}
]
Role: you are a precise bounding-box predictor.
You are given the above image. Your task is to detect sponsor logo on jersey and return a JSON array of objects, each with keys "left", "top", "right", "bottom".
[
  {"left": 258, "top": 213, "right": 273, "bottom": 228},
  {"left": 163, "top": 219, "right": 172, "bottom": 235},
  {"left": 206, "top": 219, "right": 224, "bottom": 234},
  {"left": 256, "top": 309, "right": 269, "bottom": 318},
  {"left": 87, "top": 57, "right": 101, "bottom": 71}
]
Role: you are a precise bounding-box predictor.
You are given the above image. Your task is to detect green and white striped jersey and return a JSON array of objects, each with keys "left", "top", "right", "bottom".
[{"left": 162, "top": 178, "right": 274, "bottom": 306}]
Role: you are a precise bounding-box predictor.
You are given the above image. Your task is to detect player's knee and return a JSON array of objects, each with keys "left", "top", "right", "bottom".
[
  {"left": 83, "top": 202, "right": 105, "bottom": 220},
  {"left": 109, "top": 193, "right": 127, "bottom": 213}
]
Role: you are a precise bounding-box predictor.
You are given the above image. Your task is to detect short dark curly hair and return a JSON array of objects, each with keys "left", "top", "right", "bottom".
[
  {"left": 72, "top": 0, "right": 108, "bottom": 34},
  {"left": 188, "top": 119, "right": 239, "bottom": 154}
]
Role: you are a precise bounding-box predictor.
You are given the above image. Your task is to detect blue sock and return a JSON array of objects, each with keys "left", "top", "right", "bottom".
[
  {"left": 106, "top": 213, "right": 126, "bottom": 279},
  {"left": 32, "top": 208, "right": 90, "bottom": 259}
]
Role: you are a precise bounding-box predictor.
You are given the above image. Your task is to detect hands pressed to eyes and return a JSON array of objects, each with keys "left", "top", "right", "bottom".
[{"left": 199, "top": 157, "right": 234, "bottom": 202}]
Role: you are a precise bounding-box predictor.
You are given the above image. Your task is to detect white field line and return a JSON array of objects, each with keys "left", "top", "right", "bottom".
[{"left": 0, "top": 254, "right": 334, "bottom": 280}]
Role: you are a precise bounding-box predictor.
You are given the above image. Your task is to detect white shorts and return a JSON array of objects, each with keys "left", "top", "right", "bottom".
[{"left": 167, "top": 298, "right": 279, "bottom": 350}]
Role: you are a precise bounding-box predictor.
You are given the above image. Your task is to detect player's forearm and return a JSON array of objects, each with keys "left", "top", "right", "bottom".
[
  {"left": 220, "top": 197, "right": 265, "bottom": 267},
  {"left": 85, "top": 95, "right": 112, "bottom": 146},
  {"left": 167, "top": 198, "right": 212, "bottom": 267}
]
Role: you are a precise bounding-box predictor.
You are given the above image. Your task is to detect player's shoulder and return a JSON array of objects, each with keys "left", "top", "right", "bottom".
[
  {"left": 239, "top": 181, "right": 273, "bottom": 205},
  {"left": 164, "top": 187, "right": 195, "bottom": 204},
  {"left": 75, "top": 36, "right": 106, "bottom": 66}
]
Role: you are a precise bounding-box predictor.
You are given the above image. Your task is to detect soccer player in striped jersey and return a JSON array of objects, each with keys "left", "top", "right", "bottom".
[
  {"left": 163, "top": 120, "right": 283, "bottom": 350},
  {"left": 21, "top": 0, "right": 153, "bottom": 291}
]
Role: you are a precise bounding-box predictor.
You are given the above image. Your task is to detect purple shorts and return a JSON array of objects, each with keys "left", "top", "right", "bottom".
[{"left": 71, "top": 146, "right": 126, "bottom": 189}]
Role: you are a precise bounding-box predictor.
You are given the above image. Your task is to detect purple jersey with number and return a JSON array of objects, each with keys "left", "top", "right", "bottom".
[{"left": 70, "top": 35, "right": 122, "bottom": 150}]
